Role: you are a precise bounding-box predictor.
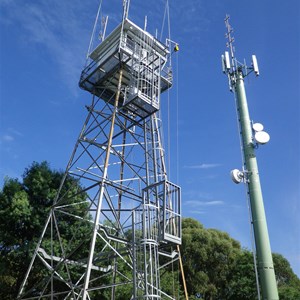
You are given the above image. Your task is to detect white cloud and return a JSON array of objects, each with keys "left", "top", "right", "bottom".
[
  {"left": 0, "top": 0, "right": 92, "bottom": 97},
  {"left": 183, "top": 199, "right": 225, "bottom": 215},
  {"left": 1, "top": 128, "right": 24, "bottom": 143},
  {"left": 188, "top": 210, "right": 206, "bottom": 215},
  {"left": 7, "top": 128, "right": 23, "bottom": 137},
  {"left": 184, "top": 163, "right": 221, "bottom": 169},
  {"left": 2, "top": 135, "right": 14, "bottom": 142},
  {"left": 185, "top": 200, "right": 224, "bottom": 206},
  {"left": 168, "top": 0, "right": 213, "bottom": 44}
]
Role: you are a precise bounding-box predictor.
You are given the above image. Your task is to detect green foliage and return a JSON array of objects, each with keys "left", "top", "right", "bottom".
[
  {"left": 0, "top": 161, "right": 89, "bottom": 299},
  {"left": 273, "top": 253, "right": 300, "bottom": 300},
  {"left": 180, "top": 218, "right": 241, "bottom": 299},
  {"left": 178, "top": 218, "right": 300, "bottom": 300},
  {"left": 160, "top": 266, "right": 184, "bottom": 299},
  {"left": 227, "top": 249, "right": 259, "bottom": 299}
]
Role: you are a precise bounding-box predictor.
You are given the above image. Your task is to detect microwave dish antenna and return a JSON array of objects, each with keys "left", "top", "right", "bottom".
[
  {"left": 252, "top": 122, "right": 264, "bottom": 132},
  {"left": 254, "top": 131, "right": 270, "bottom": 145}
]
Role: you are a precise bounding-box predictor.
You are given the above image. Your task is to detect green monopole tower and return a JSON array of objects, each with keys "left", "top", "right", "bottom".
[{"left": 222, "top": 15, "right": 279, "bottom": 300}]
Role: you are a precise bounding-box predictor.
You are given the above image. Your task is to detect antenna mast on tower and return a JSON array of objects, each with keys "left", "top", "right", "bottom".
[
  {"left": 222, "top": 15, "right": 279, "bottom": 300},
  {"left": 123, "top": 0, "right": 131, "bottom": 19},
  {"left": 18, "top": 1, "right": 181, "bottom": 299}
]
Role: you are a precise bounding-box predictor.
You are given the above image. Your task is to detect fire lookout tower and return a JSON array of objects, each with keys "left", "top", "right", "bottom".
[{"left": 18, "top": 1, "right": 181, "bottom": 300}]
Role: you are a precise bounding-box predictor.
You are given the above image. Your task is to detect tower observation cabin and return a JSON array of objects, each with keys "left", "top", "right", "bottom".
[{"left": 79, "top": 18, "right": 172, "bottom": 118}]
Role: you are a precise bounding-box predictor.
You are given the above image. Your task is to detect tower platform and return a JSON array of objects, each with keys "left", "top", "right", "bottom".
[{"left": 79, "top": 18, "right": 172, "bottom": 118}]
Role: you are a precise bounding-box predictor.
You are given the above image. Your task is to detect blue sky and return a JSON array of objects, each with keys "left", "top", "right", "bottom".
[{"left": 1, "top": 0, "right": 299, "bottom": 278}]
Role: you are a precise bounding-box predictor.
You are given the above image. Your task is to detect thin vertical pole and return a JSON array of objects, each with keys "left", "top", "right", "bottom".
[
  {"left": 82, "top": 68, "right": 123, "bottom": 300},
  {"left": 177, "top": 245, "right": 189, "bottom": 300},
  {"left": 111, "top": 119, "right": 127, "bottom": 300}
]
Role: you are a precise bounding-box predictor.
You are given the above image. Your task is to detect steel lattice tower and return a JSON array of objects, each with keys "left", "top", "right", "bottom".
[{"left": 18, "top": 8, "right": 181, "bottom": 300}]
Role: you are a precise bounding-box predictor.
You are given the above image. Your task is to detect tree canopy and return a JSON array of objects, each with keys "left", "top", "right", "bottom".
[
  {"left": 0, "top": 162, "right": 89, "bottom": 299},
  {"left": 180, "top": 218, "right": 300, "bottom": 299},
  {"left": 1, "top": 162, "right": 299, "bottom": 299}
]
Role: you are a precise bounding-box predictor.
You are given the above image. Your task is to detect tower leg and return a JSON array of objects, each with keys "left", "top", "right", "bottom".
[{"left": 82, "top": 69, "right": 123, "bottom": 300}]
